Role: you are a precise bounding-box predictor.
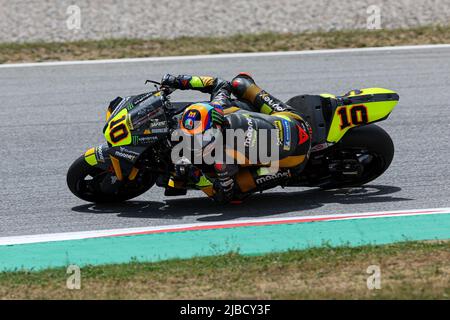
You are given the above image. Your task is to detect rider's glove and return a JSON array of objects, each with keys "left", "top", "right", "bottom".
[
  {"left": 161, "top": 74, "right": 179, "bottom": 88},
  {"left": 212, "top": 178, "right": 234, "bottom": 204}
]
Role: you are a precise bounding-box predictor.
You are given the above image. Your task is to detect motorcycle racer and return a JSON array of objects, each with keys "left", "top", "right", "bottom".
[{"left": 161, "top": 73, "right": 312, "bottom": 203}]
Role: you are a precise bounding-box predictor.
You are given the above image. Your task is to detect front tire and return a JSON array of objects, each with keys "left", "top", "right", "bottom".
[{"left": 67, "top": 156, "right": 156, "bottom": 203}]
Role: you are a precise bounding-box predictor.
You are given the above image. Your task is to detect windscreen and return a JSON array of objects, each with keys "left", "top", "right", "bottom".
[{"left": 128, "top": 92, "right": 166, "bottom": 129}]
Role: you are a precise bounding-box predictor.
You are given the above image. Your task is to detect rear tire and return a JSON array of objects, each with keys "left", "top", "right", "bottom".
[
  {"left": 67, "top": 156, "right": 156, "bottom": 203},
  {"left": 320, "top": 124, "right": 394, "bottom": 189}
]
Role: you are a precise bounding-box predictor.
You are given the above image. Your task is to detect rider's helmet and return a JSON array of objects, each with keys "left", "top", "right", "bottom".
[{"left": 180, "top": 103, "right": 221, "bottom": 153}]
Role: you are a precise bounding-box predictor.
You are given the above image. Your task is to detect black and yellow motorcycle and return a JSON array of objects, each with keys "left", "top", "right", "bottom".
[{"left": 67, "top": 82, "right": 399, "bottom": 203}]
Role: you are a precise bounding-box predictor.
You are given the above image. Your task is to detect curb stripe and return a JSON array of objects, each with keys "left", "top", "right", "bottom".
[
  {"left": 1, "top": 211, "right": 450, "bottom": 271},
  {"left": 0, "top": 207, "right": 449, "bottom": 246},
  {"left": 105, "top": 209, "right": 445, "bottom": 237}
]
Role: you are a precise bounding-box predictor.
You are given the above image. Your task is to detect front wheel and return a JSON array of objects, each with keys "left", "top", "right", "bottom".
[
  {"left": 319, "top": 124, "right": 394, "bottom": 189},
  {"left": 67, "top": 156, "right": 157, "bottom": 203}
]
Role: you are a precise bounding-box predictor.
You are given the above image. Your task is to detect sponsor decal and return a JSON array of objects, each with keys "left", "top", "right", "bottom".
[
  {"left": 114, "top": 151, "right": 136, "bottom": 161},
  {"left": 149, "top": 120, "right": 167, "bottom": 128},
  {"left": 244, "top": 117, "right": 256, "bottom": 147},
  {"left": 274, "top": 120, "right": 283, "bottom": 146},
  {"left": 297, "top": 124, "right": 309, "bottom": 145},
  {"left": 132, "top": 135, "right": 158, "bottom": 145},
  {"left": 149, "top": 128, "right": 169, "bottom": 134},
  {"left": 119, "top": 147, "right": 140, "bottom": 156},
  {"left": 260, "top": 93, "right": 283, "bottom": 111},
  {"left": 256, "top": 170, "right": 290, "bottom": 185},
  {"left": 281, "top": 119, "right": 291, "bottom": 151},
  {"left": 183, "top": 110, "right": 200, "bottom": 130},
  {"left": 274, "top": 105, "right": 286, "bottom": 112},
  {"left": 125, "top": 102, "right": 134, "bottom": 111},
  {"left": 95, "top": 144, "right": 105, "bottom": 163},
  {"left": 133, "top": 92, "right": 153, "bottom": 105},
  {"left": 138, "top": 136, "right": 158, "bottom": 144}
]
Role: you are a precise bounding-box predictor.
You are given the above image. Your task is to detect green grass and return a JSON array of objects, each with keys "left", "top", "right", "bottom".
[
  {"left": 1, "top": 25, "right": 450, "bottom": 64},
  {"left": 1, "top": 241, "right": 449, "bottom": 299}
]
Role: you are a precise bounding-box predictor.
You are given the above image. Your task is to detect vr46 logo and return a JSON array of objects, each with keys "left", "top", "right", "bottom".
[{"left": 337, "top": 105, "right": 368, "bottom": 130}]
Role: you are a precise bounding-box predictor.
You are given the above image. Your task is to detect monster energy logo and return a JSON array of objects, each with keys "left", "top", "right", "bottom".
[
  {"left": 126, "top": 103, "right": 134, "bottom": 111},
  {"left": 132, "top": 136, "right": 139, "bottom": 145}
]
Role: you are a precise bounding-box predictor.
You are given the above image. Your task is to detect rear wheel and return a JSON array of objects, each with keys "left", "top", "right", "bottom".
[
  {"left": 319, "top": 124, "right": 394, "bottom": 189},
  {"left": 67, "top": 156, "right": 156, "bottom": 203}
]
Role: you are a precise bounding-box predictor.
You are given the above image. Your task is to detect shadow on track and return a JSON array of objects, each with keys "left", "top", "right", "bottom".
[{"left": 71, "top": 185, "right": 412, "bottom": 222}]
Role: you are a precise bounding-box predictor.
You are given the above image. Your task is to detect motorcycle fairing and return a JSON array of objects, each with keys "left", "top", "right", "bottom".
[
  {"left": 323, "top": 88, "right": 399, "bottom": 143},
  {"left": 84, "top": 143, "right": 147, "bottom": 181},
  {"left": 84, "top": 91, "right": 172, "bottom": 182},
  {"left": 104, "top": 108, "right": 132, "bottom": 147},
  {"left": 103, "top": 92, "right": 169, "bottom": 148},
  {"left": 105, "top": 96, "right": 123, "bottom": 121}
]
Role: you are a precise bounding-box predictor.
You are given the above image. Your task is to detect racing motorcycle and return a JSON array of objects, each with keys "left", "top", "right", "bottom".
[{"left": 67, "top": 80, "right": 399, "bottom": 203}]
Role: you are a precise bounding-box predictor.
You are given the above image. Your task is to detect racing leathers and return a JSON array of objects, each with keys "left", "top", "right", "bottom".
[{"left": 161, "top": 73, "right": 312, "bottom": 203}]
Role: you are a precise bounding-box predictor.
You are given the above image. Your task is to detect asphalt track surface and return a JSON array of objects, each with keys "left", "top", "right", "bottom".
[{"left": 1, "top": 46, "right": 449, "bottom": 237}]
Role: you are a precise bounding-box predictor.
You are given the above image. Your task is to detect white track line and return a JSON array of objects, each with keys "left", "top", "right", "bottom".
[
  {"left": 1, "top": 44, "right": 450, "bottom": 69},
  {"left": 0, "top": 207, "right": 449, "bottom": 246}
]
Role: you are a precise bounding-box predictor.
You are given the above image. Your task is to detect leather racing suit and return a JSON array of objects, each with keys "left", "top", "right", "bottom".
[{"left": 162, "top": 73, "right": 312, "bottom": 203}]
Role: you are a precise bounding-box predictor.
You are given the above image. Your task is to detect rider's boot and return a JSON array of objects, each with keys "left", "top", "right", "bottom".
[{"left": 230, "top": 73, "right": 291, "bottom": 114}]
